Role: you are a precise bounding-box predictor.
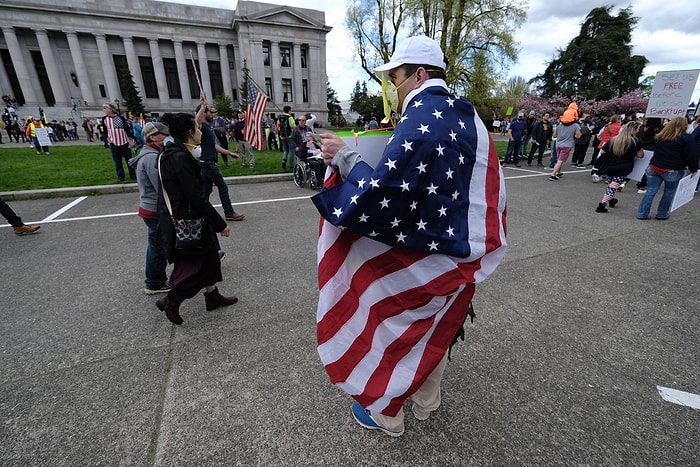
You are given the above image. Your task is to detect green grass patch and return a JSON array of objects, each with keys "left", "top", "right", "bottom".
[
  {"left": 0, "top": 138, "right": 509, "bottom": 192},
  {"left": 0, "top": 143, "right": 293, "bottom": 191}
]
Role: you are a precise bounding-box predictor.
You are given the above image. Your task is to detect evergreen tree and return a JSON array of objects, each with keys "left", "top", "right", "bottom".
[
  {"left": 534, "top": 6, "right": 647, "bottom": 101},
  {"left": 214, "top": 93, "right": 234, "bottom": 119},
  {"left": 357, "top": 95, "right": 383, "bottom": 123},
  {"left": 117, "top": 63, "right": 146, "bottom": 116},
  {"left": 327, "top": 81, "right": 343, "bottom": 126},
  {"left": 350, "top": 80, "right": 368, "bottom": 113}
]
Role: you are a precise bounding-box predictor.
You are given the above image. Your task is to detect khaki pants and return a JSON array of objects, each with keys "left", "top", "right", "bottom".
[
  {"left": 236, "top": 140, "right": 254, "bottom": 166},
  {"left": 371, "top": 353, "right": 449, "bottom": 432}
]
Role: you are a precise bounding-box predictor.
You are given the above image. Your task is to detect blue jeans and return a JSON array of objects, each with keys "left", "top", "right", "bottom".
[
  {"left": 143, "top": 218, "right": 168, "bottom": 289},
  {"left": 281, "top": 138, "right": 296, "bottom": 168},
  {"left": 110, "top": 143, "right": 136, "bottom": 181},
  {"left": 637, "top": 167, "right": 684, "bottom": 219},
  {"left": 503, "top": 140, "right": 522, "bottom": 164},
  {"left": 31, "top": 137, "right": 49, "bottom": 154},
  {"left": 520, "top": 134, "right": 532, "bottom": 156},
  {"left": 199, "top": 160, "right": 234, "bottom": 217},
  {"left": 549, "top": 140, "right": 557, "bottom": 168}
]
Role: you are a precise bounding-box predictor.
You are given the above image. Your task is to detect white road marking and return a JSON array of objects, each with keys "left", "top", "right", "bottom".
[
  {"left": 657, "top": 386, "right": 700, "bottom": 410},
  {"left": 41, "top": 196, "right": 88, "bottom": 222},
  {"left": 1, "top": 194, "right": 313, "bottom": 228},
  {"left": 1, "top": 169, "right": 586, "bottom": 229}
]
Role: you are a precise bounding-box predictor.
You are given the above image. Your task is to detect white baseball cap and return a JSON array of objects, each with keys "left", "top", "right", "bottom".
[{"left": 374, "top": 36, "right": 447, "bottom": 73}]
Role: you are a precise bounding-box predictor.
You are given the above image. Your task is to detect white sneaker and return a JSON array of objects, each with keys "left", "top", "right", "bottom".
[{"left": 637, "top": 189, "right": 646, "bottom": 194}]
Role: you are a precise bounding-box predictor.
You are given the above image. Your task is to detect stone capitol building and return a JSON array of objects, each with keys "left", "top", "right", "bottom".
[{"left": 0, "top": 0, "right": 332, "bottom": 121}]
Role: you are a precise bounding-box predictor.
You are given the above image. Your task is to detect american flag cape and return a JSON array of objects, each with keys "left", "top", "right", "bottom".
[
  {"left": 244, "top": 81, "right": 267, "bottom": 151},
  {"left": 312, "top": 84, "right": 507, "bottom": 416}
]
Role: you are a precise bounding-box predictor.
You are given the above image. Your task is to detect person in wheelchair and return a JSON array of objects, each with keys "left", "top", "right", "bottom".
[{"left": 294, "top": 132, "right": 326, "bottom": 190}]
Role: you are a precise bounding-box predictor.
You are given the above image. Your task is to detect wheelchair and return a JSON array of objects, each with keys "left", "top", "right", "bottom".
[{"left": 294, "top": 154, "right": 324, "bottom": 190}]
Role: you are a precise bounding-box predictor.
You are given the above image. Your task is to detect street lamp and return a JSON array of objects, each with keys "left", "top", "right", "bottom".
[{"left": 115, "top": 99, "right": 121, "bottom": 115}]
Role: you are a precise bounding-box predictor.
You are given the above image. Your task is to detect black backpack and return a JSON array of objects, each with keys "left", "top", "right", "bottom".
[{"left": 278, "top": 114, "right": 293, "bottom": 139}]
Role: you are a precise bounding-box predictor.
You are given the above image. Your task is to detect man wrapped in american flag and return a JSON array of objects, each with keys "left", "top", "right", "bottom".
[{"left": 311, "top": 36, "right": 507, "bottom": 437}]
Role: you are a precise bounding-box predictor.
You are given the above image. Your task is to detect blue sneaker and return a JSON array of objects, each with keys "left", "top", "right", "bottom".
[{"left": 350, "top": 402, "right": 403, "bottom": 437}]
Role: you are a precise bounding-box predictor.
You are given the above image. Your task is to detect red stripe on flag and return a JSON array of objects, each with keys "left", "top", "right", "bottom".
[{"left": 244, "top": 93, "right": 267, "bottom": 150}]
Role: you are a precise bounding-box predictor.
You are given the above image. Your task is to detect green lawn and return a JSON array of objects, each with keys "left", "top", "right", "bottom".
[{"left": 0, "top": 139, "right": 508, "bottom": 192}]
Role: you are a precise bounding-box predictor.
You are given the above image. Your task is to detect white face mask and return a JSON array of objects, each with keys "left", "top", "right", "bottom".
[{"left": 187, "top": 144, "right": 202, "bottom": 159}]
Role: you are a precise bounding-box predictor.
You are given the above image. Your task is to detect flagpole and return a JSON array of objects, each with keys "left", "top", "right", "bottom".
[{"left": 189, "top": 50, "right": 205, "bottom": 99}]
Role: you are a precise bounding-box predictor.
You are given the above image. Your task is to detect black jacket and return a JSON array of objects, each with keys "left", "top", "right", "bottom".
[
  {"left": 531, "top": 119, "right": 553, "bottom": 143},
  {"left": 157, "top": 140, "right": 227, "bottom": 259}
]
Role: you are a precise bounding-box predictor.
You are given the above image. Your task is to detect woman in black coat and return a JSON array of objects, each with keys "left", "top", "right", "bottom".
[
  {"left": 156, "top": 112, "right": 238, "bottom": 325},
  {"left": 594, "top": 121, "right": 644, "bottom": 213}
]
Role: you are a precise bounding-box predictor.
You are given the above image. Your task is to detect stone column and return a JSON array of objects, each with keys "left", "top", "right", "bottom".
[
  {"left": 309, "top": 45, "right": 323, "bottom": 107},
  {"left": 173, "top": 40, "right": 192, "bottom": 108},
  {"left": 94, "top": 34, "right": 120, "bottom": 102},
  {"left": 219, "top": 44, "right": 233, "bottom": 100},
  {"left": 246, "top": 40, "right": 266, "bottom": 99},
  {"left": 2, "top": 27, "right": 39, "bottom": 104},
  {"left": 122, "top": 36, "right": 146, "bottom": 99},
  {"left": 65, "top": 31, "right": 95, "bottom": 105},
  {"left": 148, "top": 37, "right": 169, "bottom": 104},
  {"left": 0, "top": 58, "right": 12, "bottom": 100},
  {"left": 196, "top": 43, "right": 212, "bottom": 100},
  {"left": 293, "top": 43, "right": 303, "bottom": 107},
  {"left": 34, "top": 29, "right": 68, "bottom": 105},
  {"left": 270, "top": 41, "right": 281, "bottom": 103}
]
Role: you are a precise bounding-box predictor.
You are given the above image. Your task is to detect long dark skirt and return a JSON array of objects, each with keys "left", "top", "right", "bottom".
[{"left": 167, "top": 251, "right": 223, "bottom": 303}]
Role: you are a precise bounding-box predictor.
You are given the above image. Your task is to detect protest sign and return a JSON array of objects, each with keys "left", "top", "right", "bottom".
[
  {"left": 34, "top": 127, "right": 52, "bottom": 147},
  {"left": 670, "top": 173, "right": 699, "bottom": 212},
  {"left": 338, "top": 130, "right": 392, "bottom": 169},
  {"left": 626, "top": 150, "right": 653, "bottom": 182},
  {"left": 645, "top": 70, "right": 700, "bottom": 118}
]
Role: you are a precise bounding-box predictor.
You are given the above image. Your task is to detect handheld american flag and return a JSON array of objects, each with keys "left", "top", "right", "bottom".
[{"left": 244, "top": 80, "right": 267, "bottom": 151}]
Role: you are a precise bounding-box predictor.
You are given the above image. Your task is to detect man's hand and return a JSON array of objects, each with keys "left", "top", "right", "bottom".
[
  {"left": 319, "top": 133, "right": 347, "bottom": 166},
  {"left": 220, "top": 226, "right": 231, "bottom": 237}
]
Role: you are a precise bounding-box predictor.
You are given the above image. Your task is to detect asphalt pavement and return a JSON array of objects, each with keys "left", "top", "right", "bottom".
[{"left": 0, "top": 150, "right": 699, "bottom": 465}]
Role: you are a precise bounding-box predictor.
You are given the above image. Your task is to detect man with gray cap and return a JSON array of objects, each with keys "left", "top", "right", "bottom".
[
  {"left": 311, "top": 36, "right": 507, "bottom": 436},
  {"left": 129, "top": 121, "right": 171, "bottom": 295}
]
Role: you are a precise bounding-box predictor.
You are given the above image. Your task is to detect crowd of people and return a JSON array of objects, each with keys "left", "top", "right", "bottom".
[{"left": 497, "top": 107, "right": 699, "bottom": 217}]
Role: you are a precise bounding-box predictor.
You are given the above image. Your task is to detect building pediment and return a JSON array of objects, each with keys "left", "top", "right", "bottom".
[{"left": 240, "top": 9, "right": 316, "bottom": 27}]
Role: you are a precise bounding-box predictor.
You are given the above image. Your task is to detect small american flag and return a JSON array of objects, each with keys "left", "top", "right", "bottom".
[
  {"left": 244, "top": 80, "right": 267, "bottom": 151},
  {"left": 312, "top": 85, "right": 507, "bottom": 416}
]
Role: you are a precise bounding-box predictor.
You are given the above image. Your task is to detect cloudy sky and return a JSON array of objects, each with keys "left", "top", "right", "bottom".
[{"left": 168, "top": 0, "right": 700, "bottom": 103}]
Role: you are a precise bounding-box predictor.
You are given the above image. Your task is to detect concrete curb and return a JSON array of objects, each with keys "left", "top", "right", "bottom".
[{"left": 0, "top": 173, "right": 294, "bottom": 201}]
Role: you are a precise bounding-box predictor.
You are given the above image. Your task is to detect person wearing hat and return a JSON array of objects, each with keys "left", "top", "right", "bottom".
[
  {"left": 503, "top": 111, "right": 527, "bottom": 166},
  {"left": 129, "top": 121, "right": 171, "bottom": 295},
  {"left": 311, "top": 36, "right": 507, "bottom": 437}
]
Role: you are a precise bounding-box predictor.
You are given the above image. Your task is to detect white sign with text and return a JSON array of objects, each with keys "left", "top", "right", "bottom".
[
  {"left": 670, "top": 173, "right": 699, "bottom": 212},
  {"left": 34, "top": 127, "right": 52, "bottom": 147},
  {"left": 645, "top": 70, "right": 700, "bottom": 118}
]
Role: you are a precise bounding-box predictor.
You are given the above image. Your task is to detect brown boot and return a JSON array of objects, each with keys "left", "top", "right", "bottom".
[
  {"left": 204, "top": 287, "right": 238, "bottom": 311},
  {"left": 156, "top": 296, "right": 183, "bottom": 325},
  {"left": 14, "top": 224, "right": 40, "bottom": 235}
]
